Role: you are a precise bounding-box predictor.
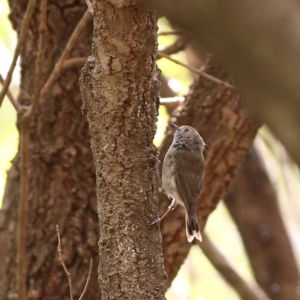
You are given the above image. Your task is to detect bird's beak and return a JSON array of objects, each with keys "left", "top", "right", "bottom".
[{"left": 171, "top": 123, "right": 180, "bottom": 130}]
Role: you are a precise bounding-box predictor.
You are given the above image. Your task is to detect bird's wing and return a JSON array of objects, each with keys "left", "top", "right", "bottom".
[{"left": 175, "top": 168, "right": 202, "bottom": 215}]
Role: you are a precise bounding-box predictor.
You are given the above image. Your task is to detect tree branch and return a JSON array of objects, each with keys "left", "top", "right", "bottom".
[
  {"left": 17, "top": 120, "right": 30, "bottom": 300},
  {"left": 0, "top": 74, "right": 20, "bottom": 111},
  {"left": 0, "top": 0, "right": 37, "bottom": 106},
  {"left": 199, "top": 233, "right": 271, "bottom": 300},
  {"left": 160, "top": 97, "right": 184, "bottom": 108},
  {"left": 157, "top": 60, "right": 259, "bottom": 287},
  {"left": 17, "top": 1, "right": 47, "bottom": 299},
  {"left": 157, "top": 36, "right": 191, "bottom": 58},
  {"left": 157, "top": 52, "right": 235, "bottom": 89},
  {"left": 56, "top": 225, "right": 74, "bottom": 300},
  {"left": 78, "top": 258, "right": 93, "bottom": 300},
  {"left": 62, "top": 58, "right": 88, "bottom": 70},
  {"left": 39, "top": 9, "right": 91, "bottom": 103},
  {"left": 158, "top": 30, "right": 189, "bottom": 36},
  {"left": 224, "top": 146, "right": 300, "bottom": 299},
  {"left": 146, "top": 0, "right": 300, "bottom": 168},
  {"left": 30, "top": 0, "right": 47, "bottom": 117}
]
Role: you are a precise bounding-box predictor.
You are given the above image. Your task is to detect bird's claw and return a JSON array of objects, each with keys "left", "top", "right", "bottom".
[{"left": 149, "top": 217, "right": 161, "bottom": 225}]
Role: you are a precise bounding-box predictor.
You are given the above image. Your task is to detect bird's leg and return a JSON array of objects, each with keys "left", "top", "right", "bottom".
[{"left": 149, "top": 198, "right": 177, "bottom": 225}]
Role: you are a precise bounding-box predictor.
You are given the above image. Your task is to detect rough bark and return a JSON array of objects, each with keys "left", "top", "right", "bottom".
[
  {"left": 157, "top": 61, "right": 259, "bottom": 286},
  {"left": 224, "top": 147, "right": 300, "bottom": 300},
  {"left": 0, "top": 1, "right": 100, "bottom": 299},
  {"left": 80, "top": 1, "right": 166, "bottom": 299},
  {"left": 146, "top": 0, "right": 300, "bottom": 168}
]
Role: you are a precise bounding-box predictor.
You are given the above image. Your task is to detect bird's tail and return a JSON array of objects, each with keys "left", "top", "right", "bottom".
[{"left": 185, "top": 210, "right": 202, "bottom": 243}]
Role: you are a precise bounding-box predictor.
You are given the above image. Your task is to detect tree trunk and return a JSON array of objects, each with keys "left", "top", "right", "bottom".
[
  {"left": 224, "top": 147, "right": 300, "bottom": 300},
  {"left": 80, "top": 1, "right": 166, "bottom": 299},
  {"left": 0, "top": 1, "right": 100, "bottom": 299}
]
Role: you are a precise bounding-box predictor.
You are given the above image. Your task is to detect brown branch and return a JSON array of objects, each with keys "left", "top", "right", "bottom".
[
  {"left": 199, "top": 233, "right": 271, "bottom": 300},
  {"left": 160, "top": 96, "right": 184, "bottom": 108},
  {"left": 157, "top": 60, "right": 259, "bottom": 287},
  {"left": 56, "top": 226, "right": 94, "bottom": 300},
  {"left": 30, "top": 0, "right": 47, "bottom": 117},
  {"left": 0, "top": 0, "right": 37, "bottom": 107},
  {"left": 157, "top": 36, "right": 191, "bottom": 59},
  {"left": 158, "top": 30, "right": 189, "bottom": 36},
  {"left": 56, "top": 225, "right": 74, "bottom": 300},
  {"left": 157, "top": 51, "right": 236, "bottom": 89},
  {"left": 85, "top": 0, "right": 94, "bottom": 16},
  {"left": 62, "top": 57, "right": 87, "bottom": 70},
  {"left": 78, "top": 258, "right": 93, "bottom": 300},
  {"left": 147, "top": 0, "right": 300, "bottom": 169},
  {"left": 17, "top": 122, "right": 30, "bottom": 300},
  {"left": 0, "top": 74, "right": 21, "bottom": 111},
  {"left": 16, "top": 2, "right": 47, "bottom": 299},
  {"left": 224, "top": 146, "right": 300, "bottom": 299},
  {"left": 39, "top": 9, "right": 91, "bottom": 103}
]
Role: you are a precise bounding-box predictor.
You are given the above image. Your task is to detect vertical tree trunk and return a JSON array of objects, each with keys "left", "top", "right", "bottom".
[
  {"left": 80, "top": 1, "right": 166, "bottom": 299},
  {"left": 0, "top": 1, "right": 100, "bottom": 299}
]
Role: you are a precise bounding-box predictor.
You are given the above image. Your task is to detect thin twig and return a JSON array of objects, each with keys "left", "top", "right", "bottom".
[
  {"left": 56, "top": 225, "right": 74, "bottom": 300},
  {"left": 85, "top": 0, "right": 94, "bottom": 16},
  {"left": 30, "top": 0, "right": 47, "bottom": 117},
  {"left": 17, "top": 124, "right": 30, "bottom": 300},
  {"left": 199, "top": 233, "right": 271, "bottom": 300},
  {"left": 160, "top": 96, "right": 184, "bottom": 108},
  {"left": 157, "top": 52, "right": 236, "bottom": 89},
  {"left": 78, "top": 258, "right": 93, "bottom": 300},
  {"left": 0, "top": 0, "right": 37, "bottom": 107},
  {"left": 157, "top": 36, "right": 191, "bottom": 59},
  {"left": 158, "top": 30, "right": 189, "bottom": 36},
  {"left": 39, "top": 9, "right": 91, "bottom": 103},
  {"left": 0, "top": 74, "right": 21, "bottom": 111},
  {"left": 16, "top": 2, "right": 47, "bottom": 300},
  {"left": 62, "top": 57, "right": 87, "bottom": 70},
  {"left": 56, "top": 225, "right": 93, "bottom": 300}
]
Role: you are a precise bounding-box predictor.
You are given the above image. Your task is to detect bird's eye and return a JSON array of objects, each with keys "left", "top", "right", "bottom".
[{"left": 185, "top": 128, "right": 189, "bottom": 132}]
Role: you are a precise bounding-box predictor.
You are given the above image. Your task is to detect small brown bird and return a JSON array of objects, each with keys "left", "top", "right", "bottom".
[{"left": 151, "top": 124, "right": 205, "bottom": 242}]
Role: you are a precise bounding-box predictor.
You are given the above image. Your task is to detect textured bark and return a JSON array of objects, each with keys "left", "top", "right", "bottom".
[
  {"left": 146, "top": 0, "right": 300, "bottom": 168},
  {"left": 0, "top": 1, "right": 100, "bottom": 299},
  {"left": 157, "top": 62, "right": 259, "bottom": 286},
  {"left": 80, "top": 1, "right": 166, "bottom": 299},
  {"left": 224, "top": 147, "right": 300, "bottom": 300}
]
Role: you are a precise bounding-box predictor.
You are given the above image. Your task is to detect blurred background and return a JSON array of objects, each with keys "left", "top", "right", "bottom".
[{"left": 1, "top": 1, "right": 300, "bottom": 299}]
